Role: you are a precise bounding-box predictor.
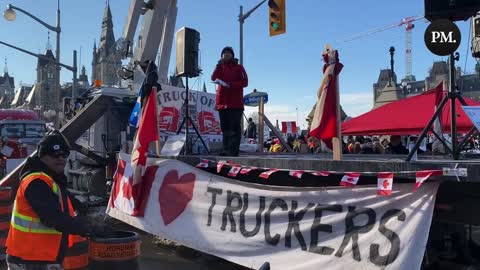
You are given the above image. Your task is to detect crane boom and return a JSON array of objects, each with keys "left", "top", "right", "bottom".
[
  {"left": 342, "top": 16, "right": 424, "bottom": 81},
  {"left": 342, "top": 16, "right": 423, "bottom": 42},
  {"left": 119, "top": 0, "right": 178, "bottom": 87}
]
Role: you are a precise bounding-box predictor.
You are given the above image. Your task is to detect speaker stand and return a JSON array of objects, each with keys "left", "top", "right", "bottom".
[
  {"left": 176, "top": 77, "right": 210, "bottom": 155},
  {"left": 406, "top": 52, "right": 468, "bottom": 161}
]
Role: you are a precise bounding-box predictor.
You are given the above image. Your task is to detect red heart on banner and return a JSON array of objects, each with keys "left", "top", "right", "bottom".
[{"left": 159, "top": 170, "right": 196, "bottom": 225}]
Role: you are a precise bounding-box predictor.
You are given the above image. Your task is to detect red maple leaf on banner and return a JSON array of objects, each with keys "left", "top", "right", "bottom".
[
  {"left": 383, "top": 179, "right": 390, "bottom": 189},
  {"left": 347, "top": 177, "right": 355, "bottom": 182},
  {"left": 122, "top": 177, "right": 134, "bottom": 199}
]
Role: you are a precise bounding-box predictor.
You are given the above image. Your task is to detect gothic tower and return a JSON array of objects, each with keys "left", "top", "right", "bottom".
[
  {"left": 91, "top": 3, "right": 122, "bottom": 87},
  {"left": 36, "top": 38, "right": 57, "bottom": 112},
  {"left": 0, "top": 58, "right": 15, "bottom": 107}
]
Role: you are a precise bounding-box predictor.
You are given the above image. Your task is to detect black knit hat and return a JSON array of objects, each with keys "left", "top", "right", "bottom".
[
  {"left": 221, "top": 46, "right": 235, "bottom": 58},
  {"left": 37, "top": 130, "right": 71, "bottom": 158}
]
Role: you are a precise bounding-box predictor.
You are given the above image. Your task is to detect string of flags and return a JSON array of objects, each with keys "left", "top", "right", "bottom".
[{"left": 195, "top": 158, "right": 453, "bottom": 196}]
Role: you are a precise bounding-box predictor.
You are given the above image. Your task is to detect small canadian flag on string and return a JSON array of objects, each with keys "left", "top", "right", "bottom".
[
  {"left": 259, "top": 169, "right": 280, "bottom": 179},
  {"left": 414, "top": 170, "right": 442, "bottom": 191},
  {"left": 289, "top": 170, "right": 304, "bottom": 179},
  {"left": 195, "top": 159, "right": 209, "bottom": 168},
  {"left": 311, "top": 171, "right": 330, "bottom": 177},
  {"left": 240, "top": 167, "right": 257, "bottom": 175},
  {"left": 340, "top": 173, "right": 361, "bottom": 187},
  {"left": 228, "top": 166, "right": 242, "bottom": 177},
  {"left": 217, "top": 162, "right": 226, "bottom": 173},
  {"left": 377, "top": 173, "right": 394, "bottom": 196}
]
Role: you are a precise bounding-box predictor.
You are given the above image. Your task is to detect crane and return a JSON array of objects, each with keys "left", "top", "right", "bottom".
[{"left": 343, "top": 16, "right": 424, "bottom": 82}]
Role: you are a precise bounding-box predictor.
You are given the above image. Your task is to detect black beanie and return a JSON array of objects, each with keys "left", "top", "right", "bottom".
[
  {"left": 37, "top": 130, "right": 71, "bottom": 157},
  {"left": 221, "top": 46, "right": 235, "bottom": 58}
]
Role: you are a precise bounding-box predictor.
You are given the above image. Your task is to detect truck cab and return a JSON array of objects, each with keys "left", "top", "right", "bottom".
[{"left": 0, "top": 109, "right": 46, "bottom": 157}]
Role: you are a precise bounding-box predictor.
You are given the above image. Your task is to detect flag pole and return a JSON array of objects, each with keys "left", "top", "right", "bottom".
[
  {"left": 152, "top": 86, "right": 161, "bottom": 156},
  {"left": 329, "top": 45, "right": 342, "bottom": 161}
]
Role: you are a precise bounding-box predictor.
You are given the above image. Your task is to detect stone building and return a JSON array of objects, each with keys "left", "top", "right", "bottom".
[
  {"left": 373, "top": 61, "right": 480, "bottom": 107},
  {"left": 0, "top": 58, "right": 15, "bottom": 108},
  {"left": 91, "top": 3, "right": 122, "bottom": 87},
  {"left": 34, "top": 46, "right": 57, "bottom": 112}
]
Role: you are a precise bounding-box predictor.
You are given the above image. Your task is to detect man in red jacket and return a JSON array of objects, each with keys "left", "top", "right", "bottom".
[{"left": 211, "top": 47, "right": 248, "bottom": 156}]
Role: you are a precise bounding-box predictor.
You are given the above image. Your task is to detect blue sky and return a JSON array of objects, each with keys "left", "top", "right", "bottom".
[{"left": 0, "top": 0, "right": 476, "bottom": 129}]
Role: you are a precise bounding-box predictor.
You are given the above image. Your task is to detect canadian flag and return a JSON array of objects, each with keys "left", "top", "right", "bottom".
[
  {"left": 340, "top": 173, "right": 361, "bottom": 187},
  {"left": 414, "top": 170, "right": 442, "bottom": 191},
  {"left": 377, "top": 173, "right": 394, "bottom": 196},
  {"left": 228, "top": 166, "right": 242, "bottom": 177},
  {"left": 281, "top": 121, "right": 297, "bottom": 134},
  {"left": 195, "top": 159, "right": 209, "bottom": 168},
  {"left": 131, "top": 87, "right": 159, "bottom": 177},
  {"left": 311, "top": 171, "right": 330, "bottom": 177},
  {"left": 289, "top": 170, "right": 304, "bottom": 179},
  {"left": 110, "top": 158, "right": 158, "bottom": 216},
  {"left": 217, "top": 161, "right": 226, "bottom": 173},
  {"left": 259, "top": 169, "right": 280, "bottom": 179},
  {"left": 240, "top": 167, "right": 256, "bottom": 175},
  {"left": 112, "top": 87, "right": 159, "bottom": 216}
]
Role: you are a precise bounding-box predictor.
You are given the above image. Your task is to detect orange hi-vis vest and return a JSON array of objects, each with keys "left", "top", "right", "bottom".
[{"left": 6, "top": 172, "right": 77, "bottom": 261}]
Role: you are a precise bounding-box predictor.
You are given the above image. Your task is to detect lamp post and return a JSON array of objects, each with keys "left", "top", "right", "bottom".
[
  {"left": 239, "top": 0, "right": 267, "bottom": 65},
  {"left": 389, "top": 46, "right": 395, "bottom": 87},
  {"left": 3, "top": 1, "right": 66, "bottom": 104}
]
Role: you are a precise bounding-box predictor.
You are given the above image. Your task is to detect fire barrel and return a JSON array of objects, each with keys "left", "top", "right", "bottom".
[
  {"left": 0, "top": 187, "right": 12, "bottom": 260},
  {"left": 63, "top": 235, "right": 89, "bottom": 269},
  {"left": 89, "top": 230, "right": 141, "bottom": 270}
]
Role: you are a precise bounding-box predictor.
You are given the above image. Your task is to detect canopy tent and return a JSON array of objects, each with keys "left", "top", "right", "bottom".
[{"left": 342, "top": 88, "right": 480, "bottom": 136}]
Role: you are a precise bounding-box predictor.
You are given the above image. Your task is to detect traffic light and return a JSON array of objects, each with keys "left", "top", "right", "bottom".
[{"left": 268, "top": 0, "right": 286, "bottom": 37}]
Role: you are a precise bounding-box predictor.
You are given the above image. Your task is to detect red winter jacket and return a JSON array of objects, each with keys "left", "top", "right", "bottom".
[{"left": 211, "top": 59, "right": 248, "bottom": 110}]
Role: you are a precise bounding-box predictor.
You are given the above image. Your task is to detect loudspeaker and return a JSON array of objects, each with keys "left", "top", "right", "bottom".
[
  {"left": 425, "top": 0, "right": 480, "bottom": 21},
  {"left": 175, "top": 27, "right": 201, "bottom": 78}
]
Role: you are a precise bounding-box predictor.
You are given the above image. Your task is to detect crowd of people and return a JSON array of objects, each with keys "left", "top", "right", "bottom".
[{"left": 254, "top": 133, "right": 461, "bottom": 155}]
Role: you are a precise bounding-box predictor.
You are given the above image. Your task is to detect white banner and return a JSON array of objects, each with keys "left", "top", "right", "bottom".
[
  {"left": 108, "top": 153, "right": 439, "bottom": 270},
  {"left": 157, "top": 85, "right": 222, "bottom": 143}
]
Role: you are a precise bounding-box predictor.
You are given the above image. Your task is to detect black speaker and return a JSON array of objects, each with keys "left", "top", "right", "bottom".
[
  {"left": 175, "top": 27, "right": 201, "bottom": 78},
  {"left": 425, "top": 0, "right": 480, "bottom": 21}
]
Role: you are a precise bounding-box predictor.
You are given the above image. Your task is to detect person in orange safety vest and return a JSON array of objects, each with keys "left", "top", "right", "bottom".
[{"left": 5, "top": 130, "right": 110, "bottom": 270}]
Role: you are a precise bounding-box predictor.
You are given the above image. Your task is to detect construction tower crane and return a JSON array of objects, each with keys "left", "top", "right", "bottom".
[{"left": 343, "top": 16, "right": 424, "bottom": 82}]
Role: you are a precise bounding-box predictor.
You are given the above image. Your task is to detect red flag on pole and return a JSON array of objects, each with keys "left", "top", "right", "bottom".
[
  {"left": 281, "top": 121, "right": 297, "bottom": 134},
  {"left": 111, "top": 88, "right": 160, "bottom": 216},
  {"left": 309, "top": 49, "right": 343, "bottom": 148}
]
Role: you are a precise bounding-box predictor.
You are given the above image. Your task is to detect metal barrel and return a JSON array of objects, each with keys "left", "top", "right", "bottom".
[{"left": 63, "top": 235, "right": 89, "bottom": 270}]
